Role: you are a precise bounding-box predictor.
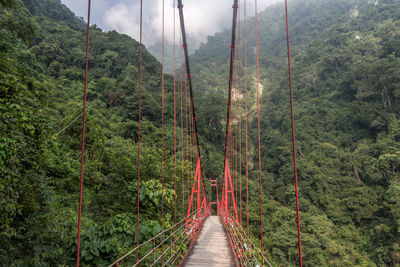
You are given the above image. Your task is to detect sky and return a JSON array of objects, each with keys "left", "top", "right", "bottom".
[{"left": 61, "top": 0, "right": 281, "bottom": 47}]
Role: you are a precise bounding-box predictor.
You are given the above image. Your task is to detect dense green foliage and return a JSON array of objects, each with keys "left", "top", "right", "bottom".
[
  {"left": 1, "top": 0, "right": 189, "bottom": 265},
  {"left": 0, "top": 0, "right": 399, "bottom": 266},
  {"left": 190, "top": 0, "right": 400, "bottom": 266}
]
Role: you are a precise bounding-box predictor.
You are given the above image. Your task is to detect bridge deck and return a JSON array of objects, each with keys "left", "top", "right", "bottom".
[{"left": 183, "top": 216, "right": 237, "bottom": 267}]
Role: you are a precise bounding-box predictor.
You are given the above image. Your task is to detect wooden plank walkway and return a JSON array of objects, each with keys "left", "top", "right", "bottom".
[{"left": 183, "top": 216, "right": 237, "bottom": 267}]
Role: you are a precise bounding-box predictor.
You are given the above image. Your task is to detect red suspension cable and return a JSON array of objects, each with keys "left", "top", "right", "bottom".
[
  {"left": 191, "top": 108, "right": 195, "bottom": 206},
  {"left": 173, "top": 0, "right": 177, "bottom": 225},
  {"left": 284, "top": 1, "right": 303, "bottom": 265},
  {"left": 189, "top": 99, "right": 192, "bottom": 191},
  {"left": 180, "top": 33, "right": 185, "bottom": 219},
  {"left": 237, "top": 3, "right": 242, "bottom": 225},
  {"left": 233, "top": 60, "right": 236, "bottom": 215},
  {"left": 254, "top": 0, "right": 264, "bottom": 255},
  {"left": 235, "top": 75, "right": 238, "bottom": 217},
  {"left": 185, "top": 74, "right": 189, "bottom": 205},
  {"left": 76, "top": 1, "right": 91, "bottom": 266},
  {"left": 161, "top": 0, "right": 165, "bottom": 263},
  {"left": 244, "top": 0, "right": 249, "bottom": 237},
  {"left": 188, "top": 96, "right": 192, "bottom": 207},
  {"left": 136, "top": 0, "right": 143, "bottom": 260}
]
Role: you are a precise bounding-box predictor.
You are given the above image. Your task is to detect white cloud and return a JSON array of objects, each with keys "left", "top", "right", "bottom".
[
  {"left": 61, "top": 0, "right": 281, "bottom": 47},
  {"left": 104, "top": 0, "right": 281, "bottom": 47}
]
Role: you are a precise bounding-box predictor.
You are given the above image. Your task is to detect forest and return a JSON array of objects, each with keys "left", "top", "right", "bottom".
[{"left": 0, "top": 0, "right": 399, "bottom": 266}]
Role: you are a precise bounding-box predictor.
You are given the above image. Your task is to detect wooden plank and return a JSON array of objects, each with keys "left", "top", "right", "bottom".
[{"left": 183, "top": 216, "right": 237, "bottom": 267}]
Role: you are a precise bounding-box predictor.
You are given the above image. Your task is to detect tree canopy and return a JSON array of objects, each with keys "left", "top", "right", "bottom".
[{"left": 0, "top": 0, "right": 399, "bottom": 266}]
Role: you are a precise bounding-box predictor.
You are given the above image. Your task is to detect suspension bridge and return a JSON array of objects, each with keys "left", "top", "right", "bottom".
[{"left": 74, "top": 0, "right": 302, "bottom": 266}]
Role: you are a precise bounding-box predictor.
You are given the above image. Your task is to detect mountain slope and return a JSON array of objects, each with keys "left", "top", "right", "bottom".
[
  {"left": 0, "top": 0, "right": 399, "bottom": 266},
  {"left": 1, "top": 0, "right": 187, "bottom": 265},
  {"left": 189, "top": 0, "right": 400, "bottom": 266}
]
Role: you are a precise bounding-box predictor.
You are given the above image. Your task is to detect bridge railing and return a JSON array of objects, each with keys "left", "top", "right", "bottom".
[
  {"left": 220, "top": 208, "right": 273, "bottom": 267},
  {"left": 108, "top": 207, "right": 209, "bottom": 267}
]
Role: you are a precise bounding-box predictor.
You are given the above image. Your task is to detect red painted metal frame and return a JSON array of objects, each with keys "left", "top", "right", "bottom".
[
  {"left": 186, "top": 158, "right": 202, "bottom": 220},
  {"left": 210, "top": 179, "right": 219, "bottom": 208},
  {"left": 219, "top": 158, "right": 239, "bottom": 222},
  {"left": 185, "top": 158, "right": 208, "bottom": 238}
]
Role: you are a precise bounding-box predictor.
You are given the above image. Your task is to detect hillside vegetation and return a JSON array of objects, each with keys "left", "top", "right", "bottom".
[
  {"left": 1, "top": 0, "right": 185, "bottom": 265},
  {"left": 0, "top": 0, "right": 399, "bottom": 266},
  {"left": 190, "top": 0, "right": 400, "bottom": 266}
]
